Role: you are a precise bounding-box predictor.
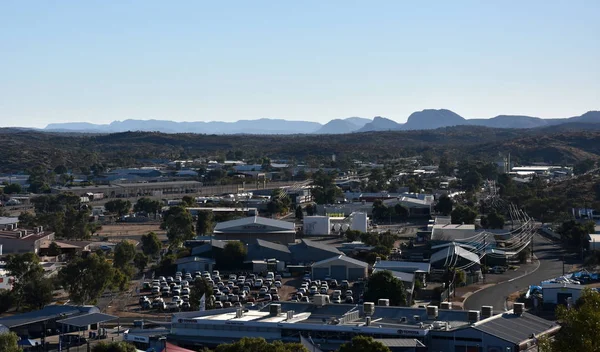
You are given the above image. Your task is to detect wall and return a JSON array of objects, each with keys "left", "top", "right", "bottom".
[{"left": 303, "top": 216, "right": 331, "bottom": 236}]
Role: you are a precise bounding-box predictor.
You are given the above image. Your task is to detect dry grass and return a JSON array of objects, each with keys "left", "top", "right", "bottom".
[{"left": 98, "top": 224, "right": 166, "bottom": 238}]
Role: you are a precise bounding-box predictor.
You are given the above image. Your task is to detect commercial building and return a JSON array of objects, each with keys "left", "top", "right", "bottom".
[
  {"left": 430, "top": 224, "right": 477, "bottom": 242},
  {"left": 51, "top": 180, "right": 203, "bottom": 198},
  {"left": 303, "top": 216, "right": 331, "bottom": 236},
  {"left": 176, "top": 257, "right": 215, "bottom": 274},
  {"left": 0, "top": 217, "right": 19, "bottom": 230},
  {"left": 247, "top": 239, "right": 292, "bottom": 263},
  {"left": 168, "top": 302, "right": 557, "bottom": 352},
  {"left": 429, "top": 243, "right": 481, "bottom": 269},
  {"left": 541, "top": 283, "right": 585, "bottom": 305},
  {"left": 373, "top": 260, "right": 430, "bottom": 274},
  {"left": 290, "top": 239, "right": 343, "bottom": 264},
  {"left": 0, "top": 226, "right": 55, "bottom": 255},
  {"left": 311, "top": 255, "right": 369, "bottom": 280},
  {"left": 213, "top": 216, "right": 296, "bottom": 245}
]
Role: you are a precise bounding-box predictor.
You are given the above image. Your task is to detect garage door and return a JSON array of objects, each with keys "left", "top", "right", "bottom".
[
  {"left": 312, "top": 267, "right": 330, "bottom": 280},
  {"left": 348, "top": 268, "right": 365, "bottom": 281},
  {"left": 331, "top": 265, "right": 347, "bottom": 280}
]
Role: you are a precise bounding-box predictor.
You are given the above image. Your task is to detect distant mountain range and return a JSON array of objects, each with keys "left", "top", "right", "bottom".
[{"left": 41, "top": 110, "right": 600, "bottom": 134}]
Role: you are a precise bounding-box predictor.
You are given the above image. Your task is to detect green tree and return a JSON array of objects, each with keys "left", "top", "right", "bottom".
[
  {"left": 27, "top": 165, "right": 52, "bottom": 193},
  {"left": 451, "top": 204, "right": 477, "bottom": 224},
  {"left": 113, "top": 240, "right": 136, "bottom": 270},
  {"left": 3, "top": 183, "right": 22, "bottom": 194},
  {"left": 360, "top": 232, "right": 380, "bottom": 246},
  {"left": 345, "top": 230, "right": 361, "bottom": 242},
  {"left": 311, "top": 170, "right": 342, "bottom": 204},
  {"left": 435, "top": 194, "right": 454, "bottom": 216},
  {"left": 295, "top": 205, "right": 304, "bottom": 220},
  {"left": 548, "top": 288, "right": 600, "bottom": 352},
  {"left": 196, "top": 210, "right": 215, "bottom": 235},
  {"left": 190, "top": 277, "right": 215, "bottom": 311},
  {"left": 267, "top": 189, "right": 292, "bottom": 215},
  {"left": 558, "top": 220, "right": 595, "bottom": 247},
  {"left": 216, "top": 241, "right": 247, "bottom": 270},
  {"left": 0, "top": 332, "right": 23, "bottom": 352},
  {"left": 59, "top": 254, "right": 115, "bottom": 304},
  {"left": 104, "top": 199, "right": 131, "bottom": 217},
  {"left": 574, "top": 159, "right": 596, "bottom": 175},
  {"left": 482, "top": 210, "right": 504, "bottom": 229},
  {"left": 163, "top": 206, "right": 195, "bottom": 244},
  {"left": 5, "top": 253, "right": 44, "bottom": 310},
  {"left": 133, "top": 197, "right": 162, "bottom": 214},
  {"left": 133, "top": 252, "right": 149, "bottom": 274},
  {"left": 23, "top": 277, "right": 55, "bottom": 310},
  {"left": 92, "top": 341, "right": 137, "bottom": 352},
  {"left": 462, "top": 169, "right": 483, "bottom": 192},
  {"left": 394, "top": 203, "right": 409, "bottom": 220},
  {"left": 0, "top": 289, "right": 16, "bottom": 314},
  {"left": 181, "top": 195, "right": 196, "bottom": 207},
  {"left": 53, "top": 164, "right": 68, "bottom": 174},
  {"left": 339, "top": 336, "right": 391, "bottom": 352},
  {"left": 47, "top": 241, "right": 62, "bottom": 256},
  {"left": 216, "top": 337, "right": 308, "bottom": 352},
  {"left": 141, "top": 232, "right": 162, "bottom": 257},
  {"left": 363, "top": 270, "right": 407, "bottom": 306},
  {"left": 305, "top": 203, "right": 316, "bottom": 216}
]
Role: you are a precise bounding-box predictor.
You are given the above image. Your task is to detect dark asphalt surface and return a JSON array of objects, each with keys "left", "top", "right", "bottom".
[{"left": 464, "top": 234, "right": 567, "bottom": 311}]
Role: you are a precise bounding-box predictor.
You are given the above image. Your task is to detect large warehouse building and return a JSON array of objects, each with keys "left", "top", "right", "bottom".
[{"left": 213, "top": 216, "right": 296, "bottom": 244}]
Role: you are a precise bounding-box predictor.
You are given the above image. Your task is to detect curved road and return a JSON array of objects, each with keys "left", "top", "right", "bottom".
[{"left": 464, "top": 234, "right": 566, "bottom": 311}]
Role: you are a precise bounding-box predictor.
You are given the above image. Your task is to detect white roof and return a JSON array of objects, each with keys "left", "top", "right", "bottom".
[
  {"left": 312, "top": 255, "right": 368, "bottom": 269},
  {"left": 430, "top": 244, "right": 480, "bottom": 265},
  {"left": 214, "top": 216, "right": 295, "bottom": 233},
  {"left": 0, "top": 217, "right": 19, "bottom": 226},
  {"left": 589, "top": 234, "right": 600, "bottom": 242},
  {"left": 373, "top": 260, "right": 430, "bottom": 273}
]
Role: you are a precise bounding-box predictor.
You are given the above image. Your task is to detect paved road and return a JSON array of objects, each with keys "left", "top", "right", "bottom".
[{"left": 464, "top": 234, "right": 566, "bottom": 311}]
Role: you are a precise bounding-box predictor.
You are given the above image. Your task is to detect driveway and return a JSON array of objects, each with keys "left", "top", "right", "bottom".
[{"left": 464, "top": 234, "right": 566, "bottom": 311}]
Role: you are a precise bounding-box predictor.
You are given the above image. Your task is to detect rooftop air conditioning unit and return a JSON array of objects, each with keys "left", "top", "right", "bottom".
[
  {"left": 440, "top": 302, "right": 452, "bottom": 310},
  {"left": 363, "top": 302, "right": 375, "bottom": 316},
  {"left": 426, "top": 306, "right": 438, "bottom": 320},
  {"left": 467, "top": 310, "right": 480, "bottom": 323},
  {"left": 270, "top": 304, "right": 282, "bottom": 317},
  {"left": 481, "top": 306, "right": 493, "bottom": 319},
  {"left": 235, "top": 308, "right": 244, "bottom": 318},
  {"left": 513, "top": 303, "right": 524, "bottom": 315},
  {"left": 378, "top": 299, "right": 390, "bottom": 306}
]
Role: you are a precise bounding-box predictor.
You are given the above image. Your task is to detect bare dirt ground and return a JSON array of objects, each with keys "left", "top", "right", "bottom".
[{"left": 98, "top": 224, "right": 165, "bottom": 237}]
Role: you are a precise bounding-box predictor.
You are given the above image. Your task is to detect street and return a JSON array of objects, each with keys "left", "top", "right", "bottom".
[{"left": 464, "top": 233, "right": 566, "bottom": 311}]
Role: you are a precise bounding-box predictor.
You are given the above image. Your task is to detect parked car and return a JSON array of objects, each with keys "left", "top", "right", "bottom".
[
  {"left": 345, "top": 296, "right": 354, "bottom": 304},
  {"left": 214, "top": 301, "right": 224, "bottom": 309},
  {"left": 491, "top": 266, "right": 506, "bottom": 274},
  {"left": 181, "top": 302, "right": 190, "bottom": 310},
  {"left": 309, "top": 286, "right": 318, "bottom": 295},
  {"left": 330, "top": 279, "right": 338, "bottom": 288},
  {"left": 340, "top": 280, "right": 350, "bottom": 289},
  {"left": 319, "top": 287, "right": 328, "bottom": 295},
  {"left": 274, "top": 281, "right": 282, "bottom": 288}
]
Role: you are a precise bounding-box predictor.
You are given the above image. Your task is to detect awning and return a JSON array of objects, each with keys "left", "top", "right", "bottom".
[{"left": 56, "top": 313, "right": 118, "bottom": 327}]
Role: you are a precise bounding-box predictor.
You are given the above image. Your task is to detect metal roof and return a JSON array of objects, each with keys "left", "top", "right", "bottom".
[
  {"left": 473, "top": 312, "right": 557, "bottom": 344},
  {"left": 430, "top": 244, "right": 481, "bottom": 265},
  {"left": 0, "top": 305, "right": 98, "bottom": 328},
  {"left": 254, "top": 239, "right": 291, "bottom": 253},
  {"left": 374, "top": 338, "right": 426, "bottom": 347},
  {"left": 56, "top": 312, "right": 118, "bottom": 327},
  {"left": 373, "top": 260, "right": 430, "bottom": 273},
  {"left": 372, "top": 269, "right": 415, "bottom": 284},
  {"left": 300, "top": 239, "right": 342, "bottom": 254},
  {"left": 312, "top": 255, "right": 368, "bottom": 268},
  {"left": 214, "top": 216, "right": 295, "bottom": 232}
]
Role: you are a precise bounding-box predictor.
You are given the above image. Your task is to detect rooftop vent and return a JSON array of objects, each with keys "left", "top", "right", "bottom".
[
  {"left": 481, "top": 306, "right": 493, "bottom": 319},
  {"left": 378, "top": 298, "right": 390, "bottom": 306},
  {"left": 365, "top": 316, "right": 371, "bottom": 326},
  {"left": 513, "top": 303, "right": 524, "bottom": 315},
  {"left": 426, "top": 306, "right": 438, "bottom": 320},
  {"left": 363, "top": 302, "right": 375, "bottom": 316},
  {"left": 270, "top": 304, "right": 281, "bottom": 317},
  {"left": 440, "top": 302, "right": 452, "bottom": 310},
  {"left": 286, "top": 310, "right": 295, "bottom": 320},
  {"left": 235, "top": 308, "right": 244, "bottom": 318},
  {"left": 467, "top": 310, "right": 480, "bottom": 323}
]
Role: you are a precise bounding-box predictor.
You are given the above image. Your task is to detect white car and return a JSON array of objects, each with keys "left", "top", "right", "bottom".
[
  {"left": 181, "top": 287, "right": 190, "bottom": 295},
  {"left": 319, "top": 287, "right": 328, "bottom": 295},
  {"left": 274, "top": 281, "right": 282, "bottom": 288},
  {"left": 309, "top": 286, "right": 318, "bottom": 295},
  {"left": 254, "top": 279, "right": 263, "bottom": 288}
]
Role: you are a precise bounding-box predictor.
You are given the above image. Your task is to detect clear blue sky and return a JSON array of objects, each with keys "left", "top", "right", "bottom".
[{"left": 1, "top": 1, "right": 598, "bottom": 128}]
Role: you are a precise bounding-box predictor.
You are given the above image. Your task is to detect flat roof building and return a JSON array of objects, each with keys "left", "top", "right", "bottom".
[
  {"left": 168, "top": 302, "right": 557, "bottom": 352},
  {"left": 0, "top": 226, "right": 54, "bottom": 255}
]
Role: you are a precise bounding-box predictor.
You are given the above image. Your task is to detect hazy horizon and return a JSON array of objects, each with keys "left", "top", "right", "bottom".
[{"left": 2, "top": 1, "right": 598, "bottom": 128}]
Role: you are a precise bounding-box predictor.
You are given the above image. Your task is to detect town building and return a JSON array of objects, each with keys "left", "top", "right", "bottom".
[
  {"left": 311, "top": 255, "right": 369, "bottom": 280},
  {"left": 176, "top": 257, "right": 215, "bottom": 274},
  {"left": 213, "top": 216, "right": 296, "bottom": 245},
  {"left": 246, "top": 239, "right": 292, "bottom": 264},
  {"left": 541, "top": 283, "right": 585, "bottom": 305},
  {"left": 167, "top": 302, "right": 557, "bottom": 352},
  {"left": 0, "top": 226, "right": 54, "bottom": 255},
  {"left": 290, "top": 239, "right": 343, "bottom": 264}
]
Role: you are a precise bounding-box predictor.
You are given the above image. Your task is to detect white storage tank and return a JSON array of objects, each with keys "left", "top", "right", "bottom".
[
  {"left": 351, "top": 212, "right": 368, "bottom": 233},
  {"left": 303, "top": 216, "right": 331, "bottom": 236}
]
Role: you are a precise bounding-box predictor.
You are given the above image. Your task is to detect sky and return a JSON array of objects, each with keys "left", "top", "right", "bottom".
[{"left": 1, "top": 1, "right": 599, "bottom": 128}]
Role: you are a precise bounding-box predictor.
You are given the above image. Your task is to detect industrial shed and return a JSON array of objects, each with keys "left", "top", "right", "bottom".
[
  {"left": 213, "top": 216, "right": 296, "bottom": 244},
  {"left": 541, "top": 283, "right": 585, "bottom": 305},
  {"left": 311, "top": 255, "right": 368, "bottom": 280},
  {"left": 290, "top": 239, "right": 343, "bottom": 264},
  {"left": 246, "top": 239, "right": 292, "bottom": 263},
  {"left": 429, "top": 243, "right": 481, "bottom": 269}
]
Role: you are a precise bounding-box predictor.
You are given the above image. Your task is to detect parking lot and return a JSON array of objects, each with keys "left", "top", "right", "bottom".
[{"left": 136, "top": 269, "right": 366, "bottom": 312}]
